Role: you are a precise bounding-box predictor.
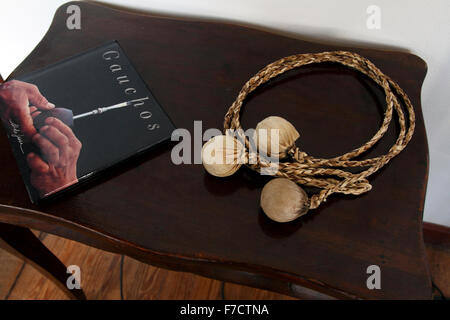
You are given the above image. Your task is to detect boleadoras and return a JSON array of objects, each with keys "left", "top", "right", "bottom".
[{"left": 201, "top": 51, "right": 416, "bottom": 223}]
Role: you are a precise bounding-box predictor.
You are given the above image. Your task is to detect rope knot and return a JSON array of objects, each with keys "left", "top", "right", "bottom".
[{"left": 288, "top": 147, "right": 308, "bottom": 163}]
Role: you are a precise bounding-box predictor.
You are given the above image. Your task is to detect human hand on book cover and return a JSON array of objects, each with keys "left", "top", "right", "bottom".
[
  {"left": 27, "top": 116, "right": 82, "bottom": 196},
  {"left": 0, "top": 80, "right": 82, "bottom": 197},
  {"left": 0, "top": 80, "right": 55, "bottom": 138}
]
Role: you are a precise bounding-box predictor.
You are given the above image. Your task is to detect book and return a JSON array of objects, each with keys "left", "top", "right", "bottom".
[{"left": 0, "top": 41, "right": 176, "bottom": 203}]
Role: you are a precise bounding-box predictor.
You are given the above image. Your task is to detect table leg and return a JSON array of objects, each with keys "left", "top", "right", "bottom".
[{"left": 0, "top": 223, "right": 86, "bottom": 300}]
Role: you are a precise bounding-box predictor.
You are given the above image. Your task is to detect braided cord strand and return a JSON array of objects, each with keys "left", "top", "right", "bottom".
[{"left": 223, "top": 51, "right": 415, "bottom": 210}]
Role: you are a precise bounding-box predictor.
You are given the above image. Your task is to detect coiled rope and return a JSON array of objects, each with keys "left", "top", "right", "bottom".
[{"left": 223, "top": 51, "right": 415, "bottom": 210}]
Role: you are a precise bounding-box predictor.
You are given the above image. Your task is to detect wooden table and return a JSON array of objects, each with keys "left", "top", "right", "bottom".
[{"left": 0, "top": 1, "right": 432, "bottom": 299}]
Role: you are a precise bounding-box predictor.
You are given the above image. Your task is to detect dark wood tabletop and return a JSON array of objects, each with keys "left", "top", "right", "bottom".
[{"left": 0, "top": 1, "right": 431, "bottom": 299}]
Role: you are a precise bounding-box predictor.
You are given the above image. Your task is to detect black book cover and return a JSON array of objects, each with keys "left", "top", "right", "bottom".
[{"left": 1, "top": 41, "right": 176, "bottom": 203}]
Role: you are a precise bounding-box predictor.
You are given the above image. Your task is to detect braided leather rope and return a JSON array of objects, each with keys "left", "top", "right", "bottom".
[{"left": 223, "top": 51, "right": 415, "bottom": 210}]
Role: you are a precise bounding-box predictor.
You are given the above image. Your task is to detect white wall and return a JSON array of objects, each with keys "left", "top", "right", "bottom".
[{"left": 1, "top": 0, "right": 449, "bottom": 226}]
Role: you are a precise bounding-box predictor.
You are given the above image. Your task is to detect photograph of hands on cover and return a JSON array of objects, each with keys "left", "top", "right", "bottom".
[{"left": 0, "top": 41, "right": 175, "bottom": 202}]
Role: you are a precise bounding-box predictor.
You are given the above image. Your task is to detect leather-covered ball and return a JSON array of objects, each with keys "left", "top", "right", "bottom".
[{"left": 260, "top": 178, "right": 309, "bottom": 222}]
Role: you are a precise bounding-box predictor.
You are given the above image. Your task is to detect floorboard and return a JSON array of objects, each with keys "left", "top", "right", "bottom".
[{"left": 0, "top": 248, "right": 23, "bottom": 299}]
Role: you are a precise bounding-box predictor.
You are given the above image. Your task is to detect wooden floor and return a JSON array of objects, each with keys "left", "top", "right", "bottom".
[{"left": 0, "top": 229, "right": 448, "bottom": 300}]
